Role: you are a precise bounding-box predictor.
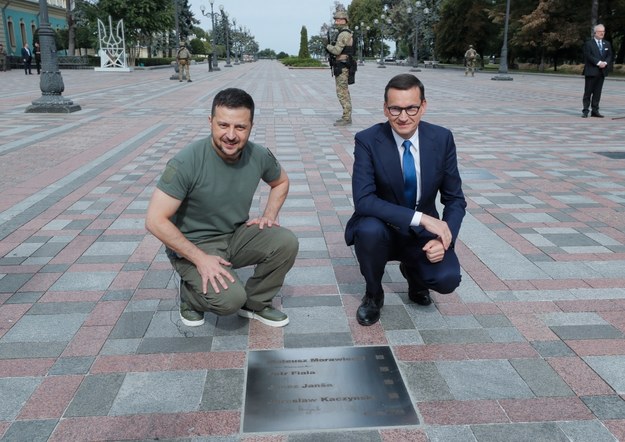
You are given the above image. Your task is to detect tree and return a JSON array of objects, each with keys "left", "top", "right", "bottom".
[
  {"left": 66, "top": 0, "right": 76, "bottom": 55},
  {"left": 72, "top": 0, "right": 101, "bottom": 55},
  {"left": 258, "top": 48, "right": 276, "bottom": 59},
  {"left": 308, "top": 35, "right": 326, "bottom": 59},
  {"left": 346, "top": 0, "right": 384, "bottom": 58},
  {"left": 514, "top": 0, "right": 586, "bottom": 71},
  {"left": 91, "top": 0, "right": 175, "bottom": 65},
  {"left": 188, "top": 38, "right": 205, "bottom": 56},
  {"left": 178, "top": 0, "right": 198, "bottom": 41},
  {"left": 299, "top": 26, "right": 310, "bottom": 58},
  {"left": 435, "top": 0, "right": 497, "bottom": 63}
]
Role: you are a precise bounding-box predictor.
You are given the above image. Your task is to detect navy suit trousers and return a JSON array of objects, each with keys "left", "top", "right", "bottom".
[
  {"left": 352, "top": 216, "right": 461, "bottom": 297},
  {"left": 583, "top": 75, "right": 605, "bottom": 113}
]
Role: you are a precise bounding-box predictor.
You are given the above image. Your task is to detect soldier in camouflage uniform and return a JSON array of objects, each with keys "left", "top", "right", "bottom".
[
  {"left": 464, "top": 45, "right": 478, "bottom": 77},
  {"left": 177, "top": 41, "right": 192, "bottom": 83},
  {"left": 326, "top": 10, "right": 354, "bottom": 126}
]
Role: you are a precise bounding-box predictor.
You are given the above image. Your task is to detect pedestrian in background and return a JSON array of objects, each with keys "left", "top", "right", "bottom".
[
  {"left": 34, "top": 42, "right": 41, "bottom": 74},
  {"left": 0, "top": 43, "right": 7, "bottom": 72},
  {"left": 21, "top": 42, "right": 32, "bottom": 75},
  {"left": 326, "top": 9, "right": 355, "bottom": 126},
  {"left": 582, "top": 24, "right": 612, "bottom": 118},
  {"left": 176, "top": 41, "right": 192, "bottom": 83},
  {"left": 464, "top": 45, "right": 478, "bottom": 76}
]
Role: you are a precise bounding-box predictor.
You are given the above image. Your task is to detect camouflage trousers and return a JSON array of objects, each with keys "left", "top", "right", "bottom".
[
  {"left": 178, "top": 61, "right": 191, "bottom": 81},
  {"left": 334, "top": 67, "right": 352, "bottom": 120},
  {"left": 465, "top": 60, "right": 476, "bottom": 76}
]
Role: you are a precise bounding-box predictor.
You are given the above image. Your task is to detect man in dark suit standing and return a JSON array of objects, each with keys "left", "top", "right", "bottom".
[
  {"left": 582, "top": 24, "right": 612, "bottom": 118},
  {"left": 21, "top": 42, "right": 33, "bottom": 75},
  {"left": 345, "top": 73, "right": 466, "bottom": 326}
]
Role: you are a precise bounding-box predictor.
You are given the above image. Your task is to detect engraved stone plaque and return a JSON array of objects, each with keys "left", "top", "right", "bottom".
[{"left": 243, "top": 346, "right": 419, "bottom": 432}]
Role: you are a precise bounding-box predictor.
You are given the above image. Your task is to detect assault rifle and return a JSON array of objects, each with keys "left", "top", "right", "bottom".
[{"left": 326, "top": 28, "right": 339, "bottom": 76}]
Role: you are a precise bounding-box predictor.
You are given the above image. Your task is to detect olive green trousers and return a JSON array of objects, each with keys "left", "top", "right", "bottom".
[{"left": 169, "top": 224, "right": 298, "bottom": 315}]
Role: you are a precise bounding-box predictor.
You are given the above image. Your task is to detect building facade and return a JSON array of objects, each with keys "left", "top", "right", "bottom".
[{"left": 1, "top": 0, "right": 67, "bottom": 56}]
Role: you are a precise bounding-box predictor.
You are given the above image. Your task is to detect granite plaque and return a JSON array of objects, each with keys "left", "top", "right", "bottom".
[{"left": 243, "top": 346, "right": 419, "bottom": 432}]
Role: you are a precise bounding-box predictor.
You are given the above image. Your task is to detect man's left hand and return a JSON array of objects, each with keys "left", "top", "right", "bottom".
[
  {"left": 246, "top": 216, "right": 280, "bottom": 229},
  {"left": 419, "top": 214, "right": 452, "bottom": 249}
]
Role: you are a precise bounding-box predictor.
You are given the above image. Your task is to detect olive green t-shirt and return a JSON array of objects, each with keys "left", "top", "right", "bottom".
[{"left": 156, "top": 136, "right": 282, "bottom": 243}]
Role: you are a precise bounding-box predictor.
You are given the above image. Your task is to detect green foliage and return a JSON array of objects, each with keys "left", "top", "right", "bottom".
[
  {"left": 308, "top": 35, "right": 327, "bottom": 58},
  {"left": 192, "top": 26, "right": 208, "bottom": 40},
  {"left": 435, "top": 0, "right": 495, "bottom": 62},
  {"left": 177, "top": 0, "right": 198, "bottom": 40},
  {"left": 96, "top": 0, "right": 175, "bottom": 43},
  {"left": 188, "top": 38, "right": 206, "bottom": 55},
  {"left": 258, "top": 48, "right": 277, "bottom": 58},
  {"left": 276, "top": 51, "right": 290, "bottom": 59},
  {"left": 347, "top": 0, "right": 385, "bottom": 57},
  {"left": 74, "top": 0, "right": 176, "bottom": 64},
  {"left": 280, "top": 57, "right": 324, "bottom": 67},
  {"left": 299, "top": 26, "right": 310, "bottom": 58}
]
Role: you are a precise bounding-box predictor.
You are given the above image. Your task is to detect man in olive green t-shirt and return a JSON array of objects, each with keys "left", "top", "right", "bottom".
[{"left": 146, "top": 88, "right": 298, "bottom": 328}]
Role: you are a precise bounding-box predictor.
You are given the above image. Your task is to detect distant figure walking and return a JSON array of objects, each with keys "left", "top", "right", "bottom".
[{"left": 464, "top": 45, "right": 478, "bottom": 76}]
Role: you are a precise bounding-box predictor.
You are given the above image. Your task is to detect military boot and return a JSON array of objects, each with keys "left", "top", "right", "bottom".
[{"left": 334, "top": 118, "right": 352, "bottom": 126}]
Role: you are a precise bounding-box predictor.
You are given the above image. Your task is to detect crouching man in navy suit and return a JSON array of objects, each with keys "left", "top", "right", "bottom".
[{"left": 345, "top": 74, "right": 466, "bottom": 326}]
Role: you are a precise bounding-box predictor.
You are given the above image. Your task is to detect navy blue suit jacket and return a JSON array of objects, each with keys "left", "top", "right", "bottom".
[
  {"left": 345, "top": 120, "right": 466, "bottom": 246},
  {"left": 583, "top": 38, "right": 612, "bottom": 77}
]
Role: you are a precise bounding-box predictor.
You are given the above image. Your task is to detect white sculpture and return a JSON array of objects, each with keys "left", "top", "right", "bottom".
[{"left": 95, "top": 16, "right": 131, "bottom": 72}]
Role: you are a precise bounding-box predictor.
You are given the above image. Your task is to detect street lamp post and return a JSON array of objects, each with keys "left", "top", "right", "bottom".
[
  {"left": 232, "top": 20, "right": 240, "bottom": 65},
  {"left": 363, "top": 24, "right": 370, "bottom": 64},
  {"left": 26, "top": 0, "right": 80, "bottom": 113},
  {"left": 491, "top": 0, "right": 513, "bottom": 81},
  {"left": 357, "top": 22, "right": 365, "bottom": 65},
  {"left": 219, "top": 5, "right": 232, "bottom": 67},
  {"left": 200, "top": 1, "right": 219, "bottom": 71},
  {"left": 354, "top": 25, "right": 361, "bottom": 65},
  {"left": 375, "top": 15, "right": 391, "bottom": 68},
  {"left": 407, "top": 1, "right": 429, "bottom": 72}
]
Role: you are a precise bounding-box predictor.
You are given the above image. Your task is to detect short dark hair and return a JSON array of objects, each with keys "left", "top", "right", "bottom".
[
  {"left": 211, "top": 88, "right": 255, "bottom": 123},
  {"left": 384, "top": 74, "right": 425, "bottom": 103}
]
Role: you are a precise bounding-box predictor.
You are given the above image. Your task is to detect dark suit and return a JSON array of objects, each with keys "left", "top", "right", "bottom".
[
  {"left": 582, "top": 38, "right": 612, "bottom": 115},
  {"left": 345, "top": 120, "right": 466, "bottom": 297},
  {"left": 21, "top": 46, "right": 32, "bottom": 74}
]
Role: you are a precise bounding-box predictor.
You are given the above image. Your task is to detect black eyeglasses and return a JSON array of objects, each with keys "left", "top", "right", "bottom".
[{"left": 387, "top": 105, "right": 421, "bottom": 116}]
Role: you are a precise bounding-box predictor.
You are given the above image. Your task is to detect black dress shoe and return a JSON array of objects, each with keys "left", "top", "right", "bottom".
[
  {"left": 356, "top": 294, "right": 384, "bottom": 326},
  {"left": 581, "top": 113, "right": 588, "bottom": 118},
  {"left": 409, "top": 289, "right": 432, "bottom": 305},
  {"left": 399, "top": 263, "right": 432, "bottom": 306},
  {"left": 591, "top": 112, "right": 604, "bottom": 118}
]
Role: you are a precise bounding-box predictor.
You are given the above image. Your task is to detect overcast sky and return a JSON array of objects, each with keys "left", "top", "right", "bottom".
[{"left": 190, "top": 0, "right": 347, "bottom": 55}]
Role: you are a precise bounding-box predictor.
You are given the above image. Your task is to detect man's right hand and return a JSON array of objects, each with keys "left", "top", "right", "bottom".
[
  {"left": 196, "top": 254, "right": 235, "bottom": 294},
  {"left": 419, "top": 214, "right": 452, "bottom": 250}
]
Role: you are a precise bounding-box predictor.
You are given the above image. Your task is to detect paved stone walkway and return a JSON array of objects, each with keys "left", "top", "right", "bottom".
[{"left": 1, "top": 61, "right": 625, "bottom": 441}]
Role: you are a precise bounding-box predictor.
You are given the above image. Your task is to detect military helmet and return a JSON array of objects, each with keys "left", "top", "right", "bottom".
[{"left": 334, "top": 10, "right": 349, "bottom": 21}]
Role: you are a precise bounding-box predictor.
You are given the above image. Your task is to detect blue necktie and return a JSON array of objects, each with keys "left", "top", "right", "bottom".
[{"left": 402, "top": 140, "right": 417, "bottom": 209}]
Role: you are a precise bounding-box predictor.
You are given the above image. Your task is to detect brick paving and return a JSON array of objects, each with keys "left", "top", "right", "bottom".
[{"left": 1, "top": 61, "right": 625, "bottom": 441}]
